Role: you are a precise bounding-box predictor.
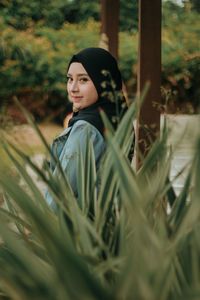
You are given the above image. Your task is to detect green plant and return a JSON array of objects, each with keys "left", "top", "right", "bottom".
[
  {"left": 162, "top": 1, "right": 200, "bottom": 112},
  {"left": 1, "top": 2, "right": 200, "bottom": 119},
  {"left": 0, "top": 92, "right": 200, "bottom": 299}
]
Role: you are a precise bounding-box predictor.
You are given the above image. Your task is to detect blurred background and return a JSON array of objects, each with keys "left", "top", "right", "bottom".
[{"left": 0, "top": 0, "right": 199, "bottom": 126}]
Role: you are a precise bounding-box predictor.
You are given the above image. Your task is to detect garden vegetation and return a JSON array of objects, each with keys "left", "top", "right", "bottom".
[{"left": 0, "top": 0, "right": 199, "bottom": 123}]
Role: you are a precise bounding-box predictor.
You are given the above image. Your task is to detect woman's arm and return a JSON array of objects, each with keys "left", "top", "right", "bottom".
[
  {"left": 59, "top": 120, "right": 105, "bottom": 197},
  {"left": 45, "top": 120, "right": 105, "bottom": 211}
]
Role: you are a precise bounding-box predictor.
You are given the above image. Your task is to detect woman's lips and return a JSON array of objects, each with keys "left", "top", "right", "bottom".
[{"left": 71, "top": 96, "right": 83, "bottom": 103}]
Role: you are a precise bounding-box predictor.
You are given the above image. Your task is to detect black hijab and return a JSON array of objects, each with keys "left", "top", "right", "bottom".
[{"left": 67, "top": 47, "right": 127, "bottom": 136}]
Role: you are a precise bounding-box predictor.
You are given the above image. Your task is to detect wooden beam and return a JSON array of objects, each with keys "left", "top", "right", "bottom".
[
  {"left": 136, "top": 0, "right": 161, "bottom": 168},
  {"left": 100, "top": 0, "right": 119, "bottom": 59}
]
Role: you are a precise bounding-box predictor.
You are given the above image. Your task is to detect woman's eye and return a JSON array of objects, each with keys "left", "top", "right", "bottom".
[
  {"left": 79, "top": 77, "right": 89, "bottom": 83},
  {"left": 67, "top": 77, "right": 73, "bottom": 83}
]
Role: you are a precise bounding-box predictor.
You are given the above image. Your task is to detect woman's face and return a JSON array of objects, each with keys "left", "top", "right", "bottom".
[{"left": 67, "top": 62, "right": 98, "bottom": 110}]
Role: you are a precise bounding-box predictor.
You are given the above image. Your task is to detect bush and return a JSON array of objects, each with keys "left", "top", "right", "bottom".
[
  {"left": 0, "top": 3, "right": 199, "bottom": 122},
  {"left": 0, "top": 19, "right": 100, "bottom": 123},
  {"left": 162, "top": 2, "right": 200, "bottom": 112},
  {"left": 0, "top": 95, "right": 200, "bottom": 299}
]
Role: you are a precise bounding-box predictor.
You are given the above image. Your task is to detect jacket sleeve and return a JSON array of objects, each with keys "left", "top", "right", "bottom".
[
  {"left": 58, "top": 121, "right": 105, "bottom": 197},
  {"left": 45, "top": 121, "right": 105, "bottom": 211}
]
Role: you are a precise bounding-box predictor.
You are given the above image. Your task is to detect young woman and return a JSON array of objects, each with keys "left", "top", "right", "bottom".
[{"left": 46, "top": 47, "right": 130, "bottom": 211}]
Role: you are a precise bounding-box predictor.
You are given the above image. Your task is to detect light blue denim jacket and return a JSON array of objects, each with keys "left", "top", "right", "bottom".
[{"left": 45, "top": 120, "right": 106, "bottom": 211}]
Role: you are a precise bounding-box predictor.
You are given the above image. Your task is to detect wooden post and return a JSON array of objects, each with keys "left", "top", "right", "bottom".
[
  {"left": 100, "top": 0, "right": 119, "bottom": 59},
  {"left": 136, "top": 0, "right": 161, "bottom": 168}
]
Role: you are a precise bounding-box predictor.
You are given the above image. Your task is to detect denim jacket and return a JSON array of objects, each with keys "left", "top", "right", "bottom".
[{"left": 45, "top": 120, "right": 106, "bottom": 211}]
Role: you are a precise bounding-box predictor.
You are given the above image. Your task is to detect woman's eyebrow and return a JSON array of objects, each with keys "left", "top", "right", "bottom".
[{"left": 67, "top": 73, "right": 89, "bottom": 77}]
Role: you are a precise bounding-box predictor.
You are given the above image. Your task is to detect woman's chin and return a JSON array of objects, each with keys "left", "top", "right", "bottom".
[{"left": 73, "top": 104, "right": 82, "bottom": 111}]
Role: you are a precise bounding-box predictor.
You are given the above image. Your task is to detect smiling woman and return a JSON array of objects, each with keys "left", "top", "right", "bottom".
[
  {"left": 67, "top": 62, "right": 98, "bottom": 110},
  {"left": 45, "top": 47, "right": 133, "bottom": 211}
]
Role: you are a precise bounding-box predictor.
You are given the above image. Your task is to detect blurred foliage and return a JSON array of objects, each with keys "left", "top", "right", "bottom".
[
  {"left": 184, "top": 0, "right": 200, "bottom": 13},
  {"left": 0, "top": 0, "right": 138, "bottom": 32},
  {"left": 162, "top": 1, "right": 200, "bottom": 113},
  {"left": 0, "top": 95, "right": 200, "bottom": 299},
  {"left": 119, "top": 0, "right": 138, "bottom": 32},
  {"left": 0, "top": 0, "right": 199, "bottom": 123},
  {"left": 0, "top": 20, "right": 100, "bottom": 123}
]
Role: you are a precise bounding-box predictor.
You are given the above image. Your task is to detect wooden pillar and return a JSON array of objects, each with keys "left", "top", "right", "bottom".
[
  {"left": 136, "top": 0, "right": 161, "bottom": 168},
  {"left": 100, "top": 0, "right": 119, "bottom": 59}
]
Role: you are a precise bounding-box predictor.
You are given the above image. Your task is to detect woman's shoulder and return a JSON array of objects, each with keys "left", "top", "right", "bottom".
[
  {"left": 53, "top": 120, "right": 93, "bottom": 139},
  {"left": 70, "top": 120, "right": 102, "bottom": 136},
  {"left": 54, "top": 119, "right": 100, "bottom": 138},
  {"left": 68, "top": 120, "right": 106, "bottom": 156},
  {"left": 53, "top": 120, "right": 104, "bottom": 147},
  {"left": 70, "top": 120, "right": 105, "bottom": 147}
]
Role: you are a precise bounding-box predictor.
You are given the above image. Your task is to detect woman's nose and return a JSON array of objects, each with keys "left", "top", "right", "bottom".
[{"left": 70, "top": 80, "right": 79, "bottom": 92}]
